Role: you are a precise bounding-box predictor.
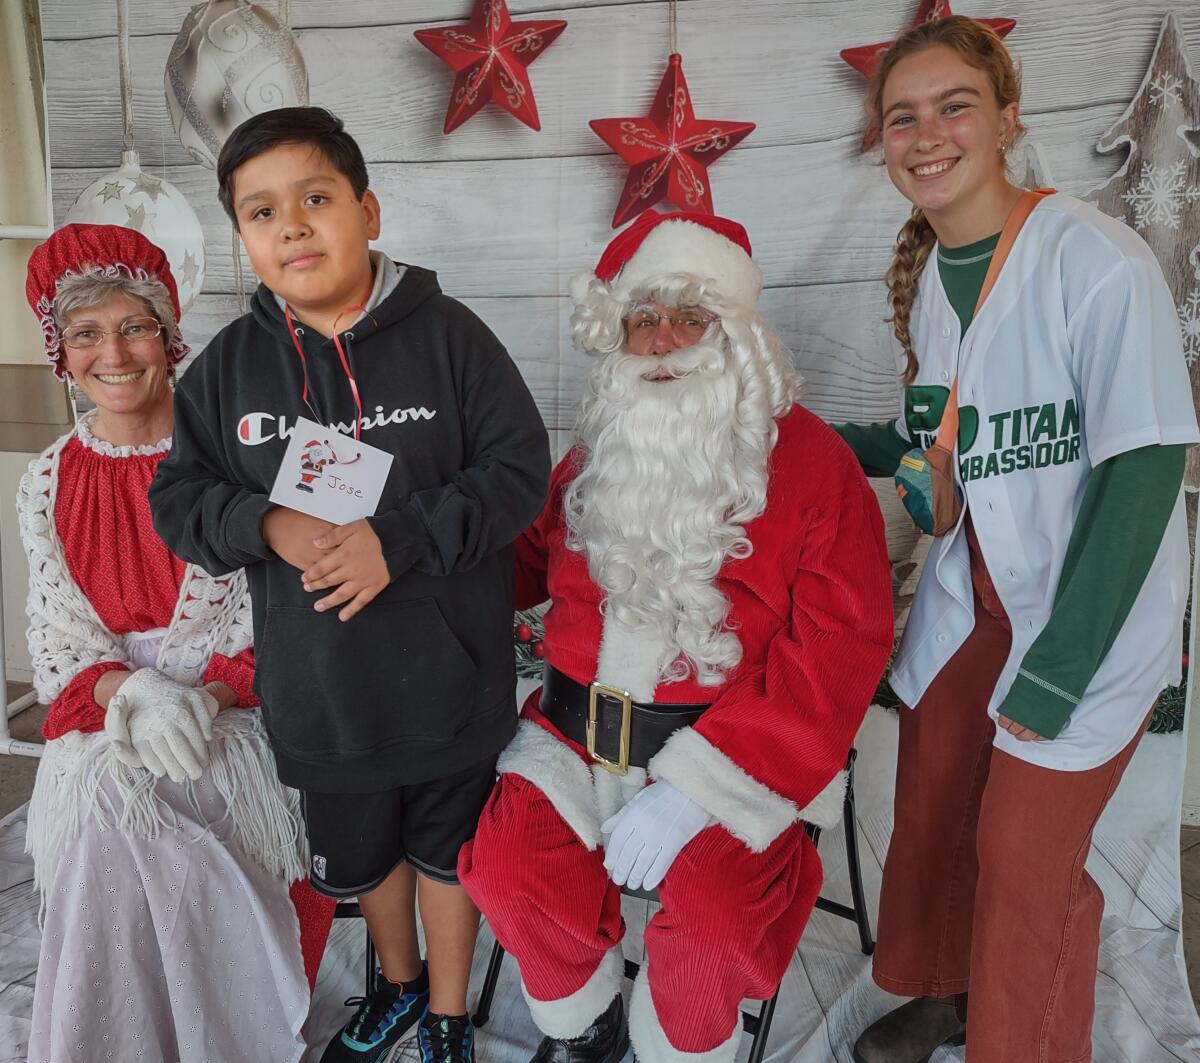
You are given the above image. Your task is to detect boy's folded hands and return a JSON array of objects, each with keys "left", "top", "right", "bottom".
[
  {"left": 263, "top": 508, "right": 391, "bottom": 621},
  {"left": 262, "top": 507, "right": 335, "bottom": 571},
  {"left": 303, "top": 519, "right": 390, "bottom": 622}
]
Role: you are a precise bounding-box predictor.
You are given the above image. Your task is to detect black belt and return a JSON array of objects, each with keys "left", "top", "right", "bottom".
[{"left": 540, "top": 665, "right": 708, "bottom": 775}]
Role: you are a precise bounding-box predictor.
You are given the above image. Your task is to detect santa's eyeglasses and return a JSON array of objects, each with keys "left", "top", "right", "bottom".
[{"left": 622, "top": 306, "right": 718, "bottom": 347}]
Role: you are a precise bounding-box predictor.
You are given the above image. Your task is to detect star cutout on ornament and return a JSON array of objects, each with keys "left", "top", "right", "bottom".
[
  {"left": 414, "top": 0, "right": 567, "bottom": 133},
  {"left": 98, "top": 181, "right": 124, "bottom": 203},
  {"left": 133, "top": 171, "right": 164, "bottom": 202},
  {"left": 590, "top": 53, "right": 755, "bottom": 229},
  {"left": 180, "top": 250, "right": 200, "bottom": 288},
  {"left": 124, "top": 203, "right": 152, "bottom": 231},
  {"left": 840, "top": 0, "right": 1016, "bottom": 148}
]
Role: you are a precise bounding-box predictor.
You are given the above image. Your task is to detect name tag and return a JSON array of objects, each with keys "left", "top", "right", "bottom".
[{"left": 268, "top": 416, "right": 393, "bottom": 524}]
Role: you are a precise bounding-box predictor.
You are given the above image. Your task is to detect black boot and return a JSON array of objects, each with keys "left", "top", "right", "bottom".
[
  {"left": 530, "top": 994, "right": 630, "bottom": 1063},
  {"left": 852, "top": 995, "right": 967, "bottom": 1062}
]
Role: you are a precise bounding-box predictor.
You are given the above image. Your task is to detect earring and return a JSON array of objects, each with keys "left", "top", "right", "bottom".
[{"left": 999, "top": 140, "right": 1009, "bottom": 155}]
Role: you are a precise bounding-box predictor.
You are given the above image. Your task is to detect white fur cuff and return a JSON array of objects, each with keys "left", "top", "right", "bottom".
[
  {"left": 798, "top": 769, "right": 849, "bottom": 832},
  {"left": 521, "top": 946, "right": 624, "bottom": 1040},
  {"left": 628, "top": 963, "right": 740, "bottom": 1063},
  {"left": 497, "top": 719, "right": 603, "bottom": 850},
  {"left": 650, "top": 727, "right": 847, "bottom": 852}
]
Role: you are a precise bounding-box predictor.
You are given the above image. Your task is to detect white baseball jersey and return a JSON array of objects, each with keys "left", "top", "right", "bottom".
[{"left": 889, "top": 193, "right": 1199, "bottom": 770}]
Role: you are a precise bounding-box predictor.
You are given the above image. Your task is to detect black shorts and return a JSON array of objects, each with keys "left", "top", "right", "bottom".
[{"left": 301, "top": 755, "right": 498, "bottom": 897}]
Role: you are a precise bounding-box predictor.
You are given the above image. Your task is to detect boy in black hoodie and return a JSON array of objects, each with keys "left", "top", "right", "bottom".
[{"left": 149, "top": 107, "right": 550, "bottom": 1063}]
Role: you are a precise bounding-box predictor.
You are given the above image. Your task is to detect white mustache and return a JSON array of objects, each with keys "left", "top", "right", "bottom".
[{"left": 604, "top": 341, "right": 729, "bottom": 391}]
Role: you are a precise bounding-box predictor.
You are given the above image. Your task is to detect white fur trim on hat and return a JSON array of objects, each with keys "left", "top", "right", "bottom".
[
  {"left": 521, "top": 946, "right": 624, "bottom": 1040},
  {"left": 629, "top": 962, "right": 741, "bottom": 1063},
  {"left": 649, "top": 726, "right": 847, "bottom": 851},
  {"left": 612, "top": 217, "right": 763, "bottom": 311}
]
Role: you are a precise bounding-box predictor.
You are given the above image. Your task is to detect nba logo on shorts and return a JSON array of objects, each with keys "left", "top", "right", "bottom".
[{"left": 313, "top": 854, "right": 327, "bottom": 879}]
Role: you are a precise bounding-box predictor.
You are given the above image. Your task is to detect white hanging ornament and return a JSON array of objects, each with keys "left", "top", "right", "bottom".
[
  {"left": 165, "top": 0, "right": 309, "bottom": 171},
  {"left": 64, "top": 150, "right": 207, "bottom": 317}
]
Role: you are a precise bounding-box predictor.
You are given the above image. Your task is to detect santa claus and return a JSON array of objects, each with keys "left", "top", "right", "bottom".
[{"left": 459, "top": 209, "right": 893, "bottom": 1063}]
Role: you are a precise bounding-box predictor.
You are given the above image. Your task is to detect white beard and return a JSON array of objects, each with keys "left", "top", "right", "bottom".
[{"left": 564, "top": 339, "right": 774, "bottom": 689}]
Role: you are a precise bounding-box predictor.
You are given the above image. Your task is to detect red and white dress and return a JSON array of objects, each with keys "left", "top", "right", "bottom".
[
  {"left": 460, "top": 407, "right": 894, "bottom": 1063},
  {"left": 19, "top": 413, "right": 333, "bottom": 1063}
]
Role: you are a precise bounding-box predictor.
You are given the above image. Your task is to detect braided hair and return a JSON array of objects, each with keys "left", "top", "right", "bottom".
[{"left": 866, "top": 16, "right": 1026, "bottom": 382}]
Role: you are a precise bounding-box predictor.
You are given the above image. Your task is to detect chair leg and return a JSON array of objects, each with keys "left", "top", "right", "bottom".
[
  {"left": 471, "top": 939, "right": 507, "bottom": 1028},
  {"left": 745, "top": 988, "right": 779, "bottom": 1063},
  {"left": 842, "top": 750, "right": 875, "bottom": 956},
  {"left": 364, "top": 926, "right": 377, "bottom": 994}
]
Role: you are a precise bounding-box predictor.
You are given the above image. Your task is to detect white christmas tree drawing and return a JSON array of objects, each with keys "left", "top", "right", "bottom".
[{"left": 1085, "top": 12, "right": 1200, "bottom": 485}]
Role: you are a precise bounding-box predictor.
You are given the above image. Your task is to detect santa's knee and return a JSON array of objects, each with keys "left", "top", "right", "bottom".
[
  {"left": 458, "top": 775, "right": 546, "bottom": 913},
  {"left": 656, "top": 847, "right": 758, "bottom": 950}
]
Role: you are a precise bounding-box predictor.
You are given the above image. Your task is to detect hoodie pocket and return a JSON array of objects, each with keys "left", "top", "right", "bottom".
[{"left": 255, "top": 598, "right": 477, "bottom": 758}]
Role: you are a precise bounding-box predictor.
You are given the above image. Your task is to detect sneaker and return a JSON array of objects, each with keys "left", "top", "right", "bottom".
[
  {"left": 418, "top": 1010, "right": 476, "bottom": 1063},
  {"left": 320, "top": 966, "right": 430, "bottom": 1062}
]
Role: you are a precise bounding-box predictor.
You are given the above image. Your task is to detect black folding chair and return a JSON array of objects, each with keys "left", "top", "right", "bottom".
[{"left": 333, "top": 899, "right": 377, "bottom": 996}]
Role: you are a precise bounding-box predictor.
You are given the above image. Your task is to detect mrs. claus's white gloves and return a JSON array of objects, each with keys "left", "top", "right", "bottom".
[
  {"left": 602, "top": 779, "right": 713, "bottom": 892},
  {"left": 104, "top": 668, "right": 219, "bottom": 784}
]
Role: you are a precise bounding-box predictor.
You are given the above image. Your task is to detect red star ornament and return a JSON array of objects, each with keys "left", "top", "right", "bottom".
[
  {"left": 590, "top": 53, "right": 755, "bottom": 229},
  {"left": 840, "top": 0, "right": 1015, "bottom": 79},
  {"left": 414, "top": 0, "right": 566, "bottom": 133},
  {"left": 840, "top": 0, "right": 1015, "bottom": 149}
]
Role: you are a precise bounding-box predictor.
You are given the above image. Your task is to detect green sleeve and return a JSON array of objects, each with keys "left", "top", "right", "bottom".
[
  {"left": 832, "top": 420, "right": 913, "bottom": 478},
  {"left": 998, "top": 444, "right": 1186, "bottom": 738}
]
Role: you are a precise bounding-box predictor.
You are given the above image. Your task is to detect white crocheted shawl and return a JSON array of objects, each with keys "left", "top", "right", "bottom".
[
  {"left": 18, "top": 420, "right": 307, "bottom": 896},
  {"left": 18, "top": 419, "right": 252, "bottom": 700}
]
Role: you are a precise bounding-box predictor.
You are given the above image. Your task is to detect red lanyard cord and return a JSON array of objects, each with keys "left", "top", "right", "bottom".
[{"left": 283, "top": 283, "right": 375, "bottom": 441}]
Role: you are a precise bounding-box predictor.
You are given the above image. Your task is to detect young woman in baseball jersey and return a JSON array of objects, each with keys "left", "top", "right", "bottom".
[{"left": 836, "top": 17, "right": 1199, "bottom": 1063}]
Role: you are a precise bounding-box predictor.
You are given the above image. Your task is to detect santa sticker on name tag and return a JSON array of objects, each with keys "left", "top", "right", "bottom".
[{"left": 269, "top": 416, "right": 393, "bottom": 524}]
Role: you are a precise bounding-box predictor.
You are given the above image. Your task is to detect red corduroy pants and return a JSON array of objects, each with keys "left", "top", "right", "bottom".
[
  {"left": 459, "top": 772, "right": 821, "bottom": 1056},
  {"left": 873, "top": 527, "right": 1148, "bottom": 1063}
]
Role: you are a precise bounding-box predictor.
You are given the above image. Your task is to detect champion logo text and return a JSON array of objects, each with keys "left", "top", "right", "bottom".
[{"left": 237, "top": 406, "right": 437, "bottom": 446}]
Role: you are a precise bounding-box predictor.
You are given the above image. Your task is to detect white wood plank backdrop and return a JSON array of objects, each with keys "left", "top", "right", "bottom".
[{"left": 41, "top": 0, "right": 1200, "bottom": 444}]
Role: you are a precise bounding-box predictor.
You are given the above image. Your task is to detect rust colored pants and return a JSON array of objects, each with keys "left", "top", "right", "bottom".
[{"left": 873, "top": 530, "right": 1147, "bottom": 1063}]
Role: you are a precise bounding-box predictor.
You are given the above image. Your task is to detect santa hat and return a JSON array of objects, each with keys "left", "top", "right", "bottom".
[
  {"left": 577, "top": 209, "right": 763, "bottom": 312},
  {"left": 26, "top": 223, "right": 189, "bottom": 378}
]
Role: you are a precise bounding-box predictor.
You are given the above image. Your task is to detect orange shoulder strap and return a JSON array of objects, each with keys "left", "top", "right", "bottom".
[
  {"left": 934, "top": 187, "right": 1055, "bottom": 450},
  {"left": 974, "top": 187, "right": 1055, "bottom": 314}
]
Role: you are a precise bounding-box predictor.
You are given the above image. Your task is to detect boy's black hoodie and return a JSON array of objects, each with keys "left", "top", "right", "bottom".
[{"left": 149, "top": 264, "right": 550, "bottom": 792}]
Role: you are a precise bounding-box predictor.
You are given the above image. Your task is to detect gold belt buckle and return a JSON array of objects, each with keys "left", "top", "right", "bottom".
[{"left": 587, "top": 682, "right": 632, "bottom": 776}]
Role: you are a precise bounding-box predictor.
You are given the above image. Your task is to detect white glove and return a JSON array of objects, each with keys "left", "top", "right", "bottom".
[
  {"left": 104, "top": 668, "right": 219, "bottom": 784},
  {"left": 601, "top": 780, "right": 713, "bottom": 892}
]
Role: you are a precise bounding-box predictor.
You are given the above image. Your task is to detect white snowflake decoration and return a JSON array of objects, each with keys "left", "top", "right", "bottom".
[
  {"left": 1149, "top": 71, "right": 1184, "bottom": 106},
  {"left": 1180, "top": 288, "right": 1200, "bottom": 367},
  {"left": 1121, "top": 160, "right": 1200, "bottom": 230}
]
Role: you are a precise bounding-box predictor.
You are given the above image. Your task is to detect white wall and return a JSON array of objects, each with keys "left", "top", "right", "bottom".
[{"left": 0, "top": 0, "right": 49, "bottom": 682}]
